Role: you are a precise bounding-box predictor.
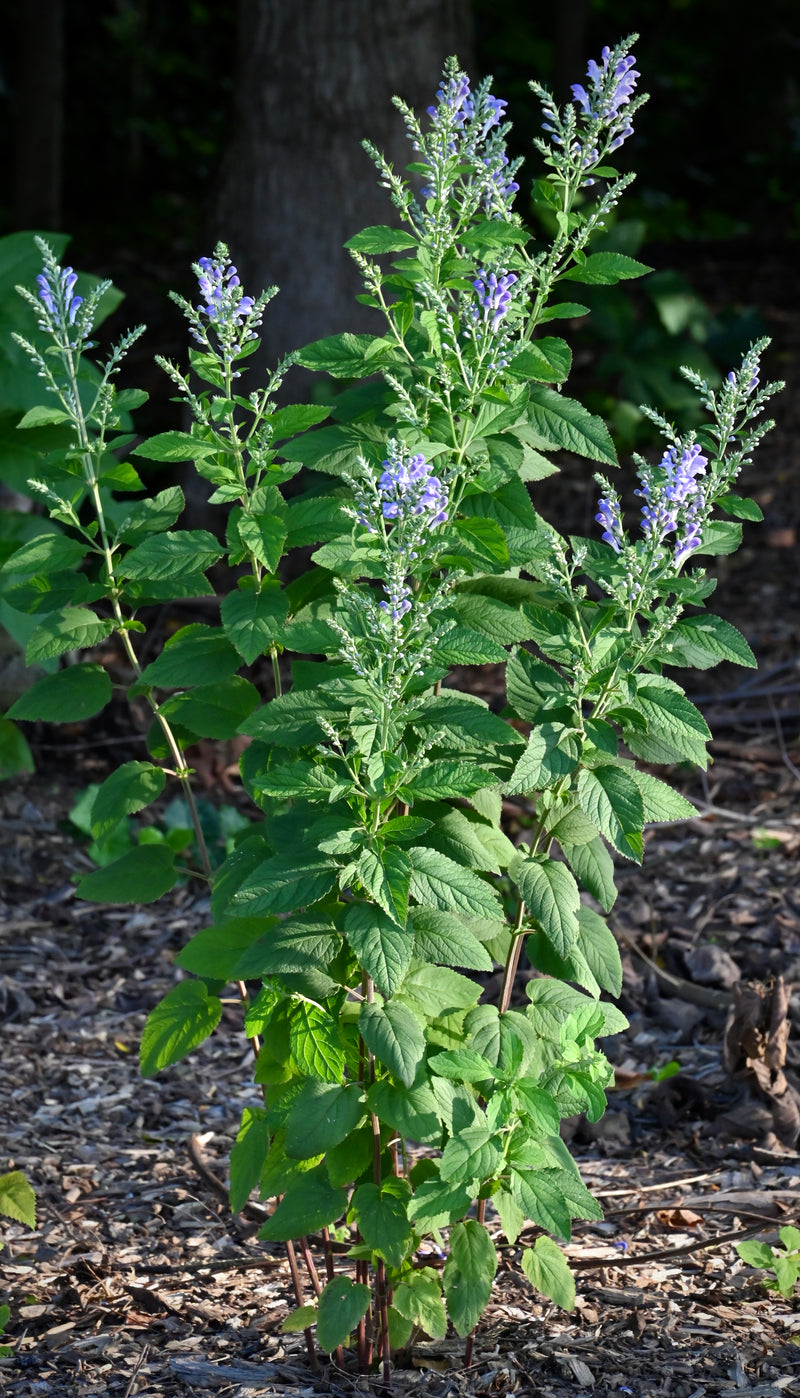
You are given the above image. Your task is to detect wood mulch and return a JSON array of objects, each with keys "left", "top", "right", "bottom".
[{"left": 2, "top": 241, "right": 800, "bottom": 1395}]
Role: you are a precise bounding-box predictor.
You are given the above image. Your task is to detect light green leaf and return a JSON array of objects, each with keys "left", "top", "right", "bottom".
[
  {"left": 115, "top": 486, "right": 185, "bottom": 543},
  {"left": 561, "top": 252, "right": 653, "bottom": 284},
  {"left": 123, "top": 530, "right": 223, "bottom": 581},
  {"left": 284, "top": 1081, "right": 364, "bottom": 1159},
  {"left": 77, "top": 844, "right": 177, "bottom": 904},
  {"left": 736, "top": 1240, "right": 777, "bottom": 1269},
  {"left": 411, "top": 907, "right": 493, "bottom": 972},
  {"left": 443, "top": 1220, "right": 497, "bottom": 1337},
  {"left": 140, "top": 980, "right": 222, "bottom": 1076},
  {"left": 631, "top": 769, "right": 697, "bottom": 824},
  {"left": 406, "top": 1177, "right": 474, "bottom": 1230},
  {"left": 624, "top": 675, "right": 711, "bottom": 768},
  {"left": 660, "top": 613, "right": 757, "bottom": 670},
  {"left": 288, "top": 1000, "right": 345, "bottom": 1083},
  {"left": 439, "top": 1125, "right": 504, "bottom": 1185},
  {"left": 26, "top": 608, "right": 115, "bottom": 664},
  {"left": 0, "top": 1171, "right": 36, "bottom": 1228},
  {"left": 131, "top": 430, "right": 219, "bottom": 462},
  {"left": 344, "top": 225, "right": 418, "bottom": 253},
  {"left": 577, "top": 764, "right": 644, "bottom": 862},
  {"left": 231, "top": 851, "right": 337, "bottom": 917},
  {"left": 508, "top": 337, "right": 572, "bottom": 384},
  {"left": 359, "top": 999, "right": 425, "bottom": 1088},
  {"left": 493, "top": 1186, "right": 526, "bottom": 1245},
  {"left": 294, "top": 332, "right": 392, "bottom": 378},
  {"left": 316, "top": 1277, "right": 372, "bottom": 1352},
  {"left": 6, "top": 663, "right": 111, "bottom": 722},
  {"left": 515, "top": 856, "right": 580, "bottom": 958},
  {"left": 15, "top": 403, "right": 71, "bottom": 429},
  {"left": 392, "top": 1268, "right": 447, "bottom": 1340},
  {"left": 526, "top": 386, "right": 617, "bottom": 466},
  {"left": 521, "top": 1237, "right": 575, "bottom": 1310},
  {"left": 396, "top": 962, "right": 480, "bottom": 1019},
  {"left": 90, "top": 760, "right": 166, "bottom": 839},
  {"left": 281, "top": 1304, "right": 318, "bottom": 1334},
  {"left": 511, "top": 1168, "right": 572, "bottom": 1239},
  {"left": 356, "top": 846, "right": 410, "bottom": 927},
  {"left": 229, "top": 1107, "right": 271, "bottom": 1213},
  {"left": 367, "top": 1079, "right": 442, "bottom": 1146},
  {"left": 345, "top": 902, "right": 414, "bottom": 995},
  {"left": 561, "top": 836, "right": 617, "bottom": 911},
  {"left": 408, "top": 846, "right": 502, "bottom": 921},
  {"left": 0, "top": 531, "right": 85, "bottom": 575}
]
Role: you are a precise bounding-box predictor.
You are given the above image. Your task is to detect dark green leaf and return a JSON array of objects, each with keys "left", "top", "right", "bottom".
[
  {"left": 6, "top": 663, "right": 111, "bottom": 722},
  {"left": 345, "top": 903, "right": 414, "bottom": 996},
  {"left": 229, "top": 1107, "right": 271, "bottom": 1213},
  {"left": 258, "top": 1167, "right": 347, "bottom": 1239},
  {"left": 159, "top": 676, "right": 260, "bottom": 740},
  {"left": 350, "top": 1180, "right": 413, "bottom": 1267},
  {"left": 90, "top": 760, "right": 166, "bottom": 838},
  {"left": 443, "top": 1220, "right": 497, "bottom": 1337},
  {"left": 175, "top": 916, "right": 275, "bottom": 980},
  {"left": 507, "top": 337, "right": 572, "bottom": 384},
  {"left": 359, "top": 1000, "right": 425, "bottom": 1088},
  {"left": 220, "top": 582, "right": 288, "bottom": 664},
  {"left": 560, "top": 836, "right": 617, "bottom": 911},
  {"left": 515, "top": 856, "right": 580, "bottom": 958},
  {"left": 77, "top": 844, "right": 177, "bottom": 904},
  {"left": 115, "top": 487, "right": 185, "bottom": 543},
  {"left": 26, "top": 608, "right": 114, "bottom": 664},
  {"left": 284, "top": 1081, "right": 364, "bottom": 1159},
  {"left": 0, "top": 718, "right": 34, "bottom": 779},
  {"left": 316, "top": 1277, "right": 371, "bottom": 1352},
  {"left": 131, "top": 430, "right": 219, "bottom": 462},
  {"left": 230, "top": 850, "right": 337, "bottom": 917},
  {"left": 577, "top": 764, "right": 645, "bottom": 862},
  {"left": 408, "top": 846, "right": 502, "bottom": 921},
  {"left": 411, "top": 907, "right": 493, "bottom": 971},
  {"left": 123, "top": 531, "right": 223, "bottom": 581}
]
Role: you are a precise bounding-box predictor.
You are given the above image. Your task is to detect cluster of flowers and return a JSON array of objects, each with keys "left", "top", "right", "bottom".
[
  {"left": 34, "top": 263, "right": 88, "bottom": 348},
  {"left": 188, "top": 248, "right": 264, "bottom": 365},
  {"left": 421, "top": 66, "right": 521, "bottom": 218},
  {"left": 537, "top": 37, "right": 640, "bottom": 183},
  {"left": 471, "top": 270, "right": 518, "bottom": 334},
  {"left": 595, "top": 441, "right": 708, "bottom": 569},
  {"left": 375, "top": 450, "right": 448, "bottom": 528}
]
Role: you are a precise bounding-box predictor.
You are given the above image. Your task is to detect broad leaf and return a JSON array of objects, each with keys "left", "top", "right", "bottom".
[
  {"left": 77, "top": 844, "right": 177, "bottom": 904},
  {"left": 6, "top": 663, "right": 111, "bottom": 722},
  {"left": 526, "top": 387, "right": 617, "bottom": 466},
  {"left": 515, "top": 855, "right": 580, "bottom": 958},
  {"left": 316, "top": 1277, "right": 371, "bottom": 1353},
  {"left": 408, "top": 846, "right": 502, "bottom": 921},
  {"left": 359, "top": 999, "right": 425, "bottom": 1088},
  {"left": 521, "top": 1237, "right": 575, "bottom": 1310},
  {"left": 0, "top": 1170, "right": 36, "bottom": 1228},
  {"left": 229, "top": 1107, "right": 271, "bottom": 1213},
  {"left": 221, "top": 582, "right": 288, "bottom": 664},
  {"left": 0, "top": 718, "right": 33, "bottom": 780},
  {"left": 284, "top": 1081, "right": 364, "bottom": 1159},
  {"left": 624, "top": 675, "right": 711, "bottom": 768},
  {"left": 392, "top": 1268, "right": 447, "bottom": 1340},
  {"left": 345, "top": 903, "right": 414, "bottom": 996},
  {"left": 561, "top": 251, "right": 653, "bottom": 284},
  {"left": 350, "top": 1180, "right": 413, "bottom": 1268},
  {"left": 561, "top": 835, "right": 617, "bottom": 911},
  {"left": 123, "top": 530, "right": 223, "bottom": 579},
  {"left": 140, "top": 980, "right": 222, "bottom": 1077},
  {"left": 258, "top": 1167, "right": 347, "bottom": 1240},
  {"left": 577, "top": 764, "right": 644, "bottom": 862},
  {"left": 288, "top": 1000, "right": 345, "bottom": 1083},
  {"left": 26, "top": 608, "right": 114, "bottom": 664},
  {"left": 135, "top": 624, "right": 240, "bottom": 689},
  {"left": 443, "top": 1220, "right": 497, "bottom": 1337},
  {"left": 90, "top": 760, "right": 166, "bottom": 839},
  {"left": 411, "top": 907, "right": 493, "bottom": 971},
  {"left": 356, "top": 846, "right": 411, "bottom": 926}
]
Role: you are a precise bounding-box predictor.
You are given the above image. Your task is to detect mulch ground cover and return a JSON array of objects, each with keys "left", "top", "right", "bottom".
[{"left": 2, "top": 240, "right": 800, "bottom": 1395}]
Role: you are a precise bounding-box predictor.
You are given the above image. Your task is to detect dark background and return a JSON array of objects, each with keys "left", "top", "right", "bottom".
[{"left": 4, "top": 0, "right": 798, "bottom": 379}]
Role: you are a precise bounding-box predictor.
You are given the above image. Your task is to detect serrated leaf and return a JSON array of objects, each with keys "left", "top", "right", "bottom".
[
  {"left": 507, "top": 337, "right": 572, "bottom": 384},
  {"left": 356, "top": 845, "right": 410, "bottom": 926},
  {"left": 229, "top": 1107, "right": 271, "bottom": 1213},
  {"left": 294, "top": 332, "right": 392, "bottom": 378},
  {"left": 258, "top": 1167, "right": 347, "bottom": 1240},
  {"left": 527, "top": 386, "right": 617, "bottom": 466},
  {"left": 345, "top": 903, "right": 413, "bottom": 996},
  {"left": 288, "top": 1000, "right": 345, "bottom": 1083},
  {"left": 231, "top": 850, "right": 337, "bottom": 918},
  {"left": 176, "top": 916, "right": 275, "bottom": 980},
  {"left": 123, "top": 530, "right": 223, "bottom": 580},
  {"left": 718, "top": 491, "right": 764, "bottom": 522},
  {"left": 561, "top": 251, "right": 653, "bottom": 284},
  {"left": 140, "top": 980, "right": 222, "bottom": 1076},
  {"left": 392, "top": 1268, "right": 447, "bottom": 1340},
  {"left": 406, "top": 1178, "right": 474, "bottom": 1230},
  {"left": 131, "top": 430, "right": 219, "bottom": 462},
  {"left": 115, "top": 486, "right": 185, "bottom": 543},
  {"left": 77, "top": 844, "right": 178, "bottom": 904},
  {"left": 660, "top": 613, "right": 757, "bottom": 670},
  {"left": 516, "top": 856, "right": 580, "bottom": 958},
  {"left": 0, "top": 1171, "right": 36, "bottom": 1228},
  {"left": 396, "top": 962, "right": 480, "bottom": 1018},
  {"left": 316, "top": 1277, "right": 372, "bottom": 1352},
  {"left": 0, "top": 531, "right": 85, "bottom": 575},
  {"left": 367, "top": 1080, "right": 442, "bottom": 1146},
  {"left": 410, "top": 907, "right": 493, "bottom": 972},
  {"left": 26, "top": 608, "right": 115, "bottom": 664},
  {"left": 269, "top": 402, "right": 331, "bottom": 439},
  {"left": 350, "top": 1180, "right": 413, "bottom": 1267},
  {"left": 577, "top": 764, "right": 644, "bottom": 862},
  {"left": 631, "top": 769, "right": 697, "bottom": 823},
  {"left": 511, "top": 1168, "right": 573, "bottom": 1239},
  {"left": 6, "top": 663, "right": 112, "bottom": 722},
  {"left": 561, "top": 836, "right": 617, "bottom": 911},
  {"left": 411, "top": 690, "right": 518, "bottom": 752},
  {"left": 89, "top": 761, "right": 166, "bottom": 838},
  {"left": 439, "top": 1125, "right": 504, "bottom": 1185},
  {"left": 625, "top": 676, "right": 711, "bottom": 768},
  {"left": 136, "top": 623, "right": 240, "bottom": 688},
  {"left": 408, "top": 846, "right": 502, "bottom": 921},
  {"left": 231, "top": 916, "right": 341, "bottom": 978},
  {"left": 736, "top": 1240, "right": 777, "bottom": 1269},
  {"left": 345, "top": 225, "right": 418, "bottom": 253},
  {"left": 521, "top": 1237, "right": 575, "bottom": 1310},
  {"left": 443, "top": 1220, "right": 497, "bottom": 1337},
  {"left": 284, "top": 1081, "right": 364, "bottom": 1159},
  {"left": 221, "top": 582, "right": 288, "bottom": 664},
  {"left": 359, "top": 999, "right": 425, "bottom": 1088},
  {"left": 400, "top": 760, "right": 495, "bottom": 802},
  {"left": 158, "top": 675, "right": 260, "bottom": 740}
]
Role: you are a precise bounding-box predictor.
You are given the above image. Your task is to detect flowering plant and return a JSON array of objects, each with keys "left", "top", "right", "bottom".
[{"left": 0, "top": 35, "right": 782, "bottom": 1379}]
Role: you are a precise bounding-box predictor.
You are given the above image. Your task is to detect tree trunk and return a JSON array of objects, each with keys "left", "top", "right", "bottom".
[{"left": 214, "top": 0, "right": 473, "bottom": 365}]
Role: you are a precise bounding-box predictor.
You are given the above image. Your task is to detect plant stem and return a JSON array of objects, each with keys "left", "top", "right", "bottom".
[
  {"left": 284, "top": 1238, "right": 319, "bottom": 1373},
  {"left": 499, "top": 898, "right": 528, "bottom": 1016}
]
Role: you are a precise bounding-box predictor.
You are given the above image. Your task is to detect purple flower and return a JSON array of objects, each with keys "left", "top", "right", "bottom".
[
  {"left": 190, "top": 248, "right": 261, "bottom": 362},
  {"left": 483, "top": 154, "right": 520, "bottom": 213},
  {"left": 596, "top": 494, "right": 624, "bottom": 553},
  {"left": 571, "top": 44, "right": 639, "bottom": 152},
  {"left": 378, "top": 450, "right": 448, "bottom": 526},
  {"left": 36, "top": 265, "right": 83, "bottom": 329},
  {"left": 428, "top": 73, "right": 472, "bottom": 127},
  {"left": 472, "top": 269, "right": 517, "bottom": 332}
]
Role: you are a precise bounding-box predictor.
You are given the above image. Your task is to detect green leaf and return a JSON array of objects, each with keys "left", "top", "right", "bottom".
[
  {"left": 538, "top": 301, "right": 590, "bottom": 323},
  {"left": 241, "top": 688, "right": 347, "bottom": 747},
  {"left": 408, "top": 846, "right": 502, "bottom": 921},
  {"left": 134, "top": 624, "right": 240, "bottom": 690},
  {"left": 0, "top": 1170, "right": 36, "bottom": 1228},
  {"left": 397, "top": 962, "right": 480, "bottom": 1019},
  {"left": 516, "top": 856, "right": 580, "bottom": 958},
  {"left": 175, "top": 916, "right": 274, "bottom": 980},
  {"left": 123, "top": 530, "right": 223, "bottom": 580},
  {"left": 561, "top": 836, "right": 617, "bottom": 912},
  {"left": 90, "top": 760, "right": 166, "bottom": 838},
  {"left": 140, "top": 980, "right": 222, "bottom": 1076},
  {"left": 411, "top": 690, "right": 518, "bottom": 753},
  {"left": 294, "top": 331, "right": 392, "bottom": 377},
  {"left": 77, "top": 844, "right": 177, "bottom": 904},
  {"left": 115, "top": 486, "right": 185, "bottom": 543},
  {"left": 406, "top": 1178, "right": 474, "bottom": 1230},
  {"left": 577, "top": 764, "right": 645, "bottom": 862},
  {"left": 0, "top": 532, "right": 85, "bottom": 576},
  {"left": 6, "top": 663, "right": 111, "bottom": 722},
  {"left": 26, "top": 608, "right": 115, "bottom": 664},
  {"left": 229, "top": 1107, "right": 271, "bottom": 1213},
  {"left": 231, "top": 916, "right": 341, "bottom": 978},
  {"left": 521, "top": 1237, "right": 575, "bottom": 1310},
  {"left": 268, "top": 403, "right": 331, "bottom": 439},
  {"left": 345, "top": 903, "right": 414, "bottom": 996},
  {"left": 696, "top": 519, "right": 742, "bottom": 556},
  {"left": 660, "top": 613, "right": 756, "bottom": 670},
  {"left": 736, "top": 1240, "right": 778, "bottom": 1269},
  {"left": 631, "top": 769, "right": 697, "bottom": 823},
  {"left": 288, "top": 1000, "right": 345, "bottom": 1083},
  {"left": 527, "top": 906, "right": 622, "bottom": 997},
  {"left": 15, "top": 403, "right": 71, "bottom": 428},
  {"left": 258, "top": 1166, "right": 347, "bottom": 1239},
  {"left": 221, "top": 582, "right": 288, "bottom": 664},
  {"left": 356, "top": 846, "right": 411, "bottom": 927},
  {"left": 454, "top": 516, "right": 509, "bottom": 566},
  {"left": 131, "top": 430, "right": 219, "bottom": 462},
  {"left": 780, "top": 1226, "right": 800, "bottom": 1254},
  {"left": 439, "top": 1124, "right": 503, "bottom": 1185},
  {"left": 281, "top": 1304, "right": 318, "bottom": 1334},
  {"left": 359, "top": 999, "right": 425, "bottom": 1088},
  {"left": 511, "top": 1168, "right": 572, "bottom": 1240},
  {"left": 436, "top": 626, "right": 509, "bottom": 665},
  {"left": 236, "top": 513, "right": 286, "bottom": 573},
  {"left": 392, "top": 1269, "right": 447, "bottom": 1340},
  {"left": 0, "top": 718, "right": 34, "bottom": 780},
  {"left": 316, "top": 1277, "right": 372, "bottom": 1352},
  {"left": 159, "top": 676, "right": 260, "bottom": 740},
  {"left": 493, "top": 1187, "right": 526, "bottom": 1245},
  {"left": 526, "top": 387, "right": 617, "bottom": 465},
  {"left": 443, "top": 1220, "right": 497, "bottom": 1337},
  {"left": 400, "top": 760, "right": 495, "bottom": 803},
  {"left": 561, "top": 252, "right": 653, "bottom": 284},
  {"left": 428, "top": 1048, "right": 496, "bottom": 1084},
  {"left": 344, "top": 225, "right": 418, "bottom": 254},
  {"left": 350, "top": 1180, "right": 413, "bottom": 1267},
  {"left": 718, "top": 491, "right": 764, "bottom": 522},
  {"left": 507, "top": 337, "right": 572, "bottom": 384},
  {"left": 284, "top": 1081, "right": 364, "bottom": 1159},
  {"left": 231, "top": 850, "right": 337, "bottom": 917},
  {"left": 624, "top": 675, "right": 711, "bottom": 768},
  {"left": 411, "top": 907, "right": 493, "bottom": 971}
]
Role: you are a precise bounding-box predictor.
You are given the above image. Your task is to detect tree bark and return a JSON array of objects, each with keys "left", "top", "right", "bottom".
[{"left": 214, "top": 0, "right": 473, "bottom": 365}]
